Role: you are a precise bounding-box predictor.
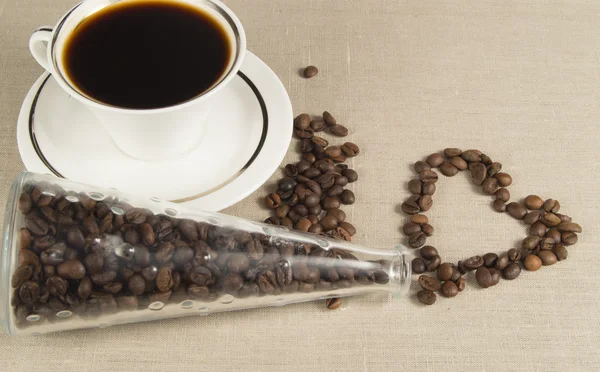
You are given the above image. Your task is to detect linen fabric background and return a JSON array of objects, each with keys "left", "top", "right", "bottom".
[{"left": 0, "top": 0, "right": 599, "bottom": 371}]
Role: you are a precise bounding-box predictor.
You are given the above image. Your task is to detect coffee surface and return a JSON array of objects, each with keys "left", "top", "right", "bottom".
[{"left": 63, "top": 1, "right": 232, "bottom": 109}]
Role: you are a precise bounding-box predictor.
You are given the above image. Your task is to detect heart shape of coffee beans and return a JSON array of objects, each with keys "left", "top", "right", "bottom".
[{"left": 401, "top": 148, "right": 583, "bottom": 305}]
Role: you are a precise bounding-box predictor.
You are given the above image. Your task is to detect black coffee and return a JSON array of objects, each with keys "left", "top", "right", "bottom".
[{"left": 63, "top": 1, "right": 232, "bottom": 109}]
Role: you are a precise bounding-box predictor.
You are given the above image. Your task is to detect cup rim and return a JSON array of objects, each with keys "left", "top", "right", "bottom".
[{"left": 47, "top": 0, "right": 247, "bottom": 114}]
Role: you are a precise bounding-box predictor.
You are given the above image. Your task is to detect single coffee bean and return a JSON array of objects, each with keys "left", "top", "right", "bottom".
[
  {"left": 482, "top": 177, "right": 499, "bottom": 195},
  {"left": 408, "top": 232, "right": 427, "bottom": 248},
  {"left": 444, "top": 148, "right": 462, "bottom": 157},
  {"left": 26, "top": 216, "right": 49, "bottom": 236},
  {"left": 307, "top": 205, "right": 322, "bottom": 216},
  {"left": 437, "top": 263, "right": 454, "bottom": 281},
  {"left": 492, "top": 199, "right": 506, "bottom": 212},
  {"left": 539, "top": 237, "right": 555, "bottom": 250},
  {"left": 312, "top": 144, "right": 326, "bottom": 160},
  {"left": 292, "top": 204, "right": 309, "bottom": 217},
  {"left": 294, "top": 127, "right": 314, "bottom": 139},
  {"left": 335, "top": 176, "right": 349, "bottom": 186},
  {"left": 341, "top": 142, "right": 360, "bottom": 157},
  {"left": 304, "top": 194, "right": 320, "bottom": 208},
  {"left": 410, "top": 214, "right": 429, "bottom": 225},
  {"left": 322, "top": 196, "right": 341, "bottom": 210},
  {"left": 19, "top": 281, "right": 40, "bottom": 304},
  {"left": 488, "top": 268, "right": 501, "bottom": 286},
  {"left": 303, "top": 65, "right": 318, "bottom": 78},
  {"left": 414, "top": 161, "right": 431, "bottom": 174},
  {"left": 11, "top": 265, "right": 33, "bottom": 289},
  {"left": 418, "top": 195, "right": 433, "bottom": 212},
  {"left": 325, "top": 297, "right": 342, "bottom": 310},
  {"left": 339, "top": 222, "right": 356, "bottom": 236},
  {"left": 507, "top": 248, "right": 522, "bottom": 261},
  {"left": 463, "top": 256, "right": 484, "bottom": 270},
  {"left": 327, "top": 185, "right": 344, "bottom": 197},
  {"left": 426, "top": 153, "right": 444, "bottom": 168},
  {"left": 330, "top": 124, "right": 348, "bottom": 137},
  {"left": 461, "top": 150, "right": 481, "bottom": 162},
  {"left": 408, "top": 179, "right": 422, "bottom": 194},
  {"left": 327, "top": 208, "right": 346, "bottom": 223},
  {"left": 543, "top": 199, "right": 560, "bottom": 213},
  {"left": 310, "top": 120, "right": 326, "bottom": 132},
  {"left": 541, "top": 212, "right": 561, "bottom": 227},
  {"left": 412, "top": 258, "right": 426, "bottom": 274},
  {"left": 417, "top": 290, "right": 436, "bottom": 305},
  {"left": 426, "top": 255, "right": 441, "bottom": 272},
  {"left": 264, "top": 193, "right": 282, "bottom": 209},
  {"left": 506, "top": 202, "right": 527, "bottom": 220},
  {"left": 322, "top": 111, "right": 336, "bottom": 125},
  {"left": 530, "top": 221, "right": 547, "bottom": 237},
  {"left": 495, "top": 188, "right": 510, "bottom": 202},
  {"left": 296, "top": 160, "right": 312, "bottom": 174},
  {"left": 561, "top": 232, "right": 578, "bottom": 246},
  {"left": 295, "top": 218, "right": 312, "bottom": 232},
  {"left": 495, "top": 172, "right": 512, "bottom": 187},
  {"left": 19, "top": 228, "right": 31, "bottom": 251},
  {"left": 314, "top": 159, "right": 335, "bottom": 173},
  {"left": 439, "top": 162, "right": 459, "bottom": 177},
  {"left": 294, "top": 113, "right": 311, "bottom": 130},
  {"left": 483, "top": 253, "right": 498, "bottom": 268},
  {"left": 538, "top": 250, "right": 557, "bottom": 266},
  {"left": 419, "top": 170, "right": 438, "bottom": 182},
  {"left": 470, "top": 163, "right": 487, "bottom": 185},
  {"left": 557, "top": 222, "right": 582, "bottom": 233},
  {"left": 449, "top": 266, "right": 461, "bottom": 282},
  {"left": 302, "top": 152, "right": 316, "bottom": 163},
  {"left": 420, "top": 245, "right": 438, "bottom": 260},
  {"left": 524, "top": 195, "right": 544, "bottom": 210},
  {"left": 502, "top": 262, "right": 521, "bottom": 280},
  {"left": 475, "top": 267, "right": 493, "bottom": 288},
  {"left": 523, "top": 254, "right": 542, "bottom": 271},
  {"left": 312, "top": 136, "right": 329, "bottom": 148},
  {"left": 18, "top": 192, "right": 32, "bottom": 214},
  {"left": 275, "top": 204, "right": 290, "bottom": 219},
  {"left": 187, "top": 284, "right": 210, "bottom": 299},
  {"left": 495, "top": 252, "right": 510, "bottom": 270},
  {"left": 487, "top": 162, "right": 502, "bottom": 177},
  {"left": 449, "top": 156, "right": 468, "bottom": 171},
  {"left": 553, "top": 244, "right": 568, "bottom": 261},
  {"left": 422, "top": 181, "right": 436, "bottom": 195},
  {"left": 57, "top": 259, "right": 86, "bottom": 280},
  {"left": 280, "top": 217, "right": 293, "bottom": 229},
  {"left": 401, "top": 196, "right": 421, "bottom": 215},
  {"left": 402, "top": 222, "right": 421, "bottom": 236},
  {"left": 524, "top": 210, "right": 541, "bottom": 225},
  {"left": 457, "top": 260, "right": 467, "bottom": 274},
  {"left": 418, "top": 275, "right": 441, "bottom": 291},
  {"left": 340, "top": 190, "right": 355, "bottom": 205},
  {"left": 320, "top": 215, "right": 338, "bottom": 231},
  {"left": 441, "top": 281, "right": 459, "bottom": 297},
  {"left": 556, "top": 213, "right": 572, "bottom": 223},
  {"left": 342, "top": 169, "right": 358, "bottom": 183},
  {"left": 456, "top": 276, "right": 466, "bottom": 291},
  {"left": 223, "top": 274, "right": 244, "bottom": 294},
  {"left": 522, "top": 236, "right": 541, "bottom": 250},
  {"left": 421, "top": 224, "right": 434, "bottom": 236}
]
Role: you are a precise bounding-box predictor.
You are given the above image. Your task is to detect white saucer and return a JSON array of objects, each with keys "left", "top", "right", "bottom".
[{"left": 17, "top": 51, "right": 292, "bottom": 211}]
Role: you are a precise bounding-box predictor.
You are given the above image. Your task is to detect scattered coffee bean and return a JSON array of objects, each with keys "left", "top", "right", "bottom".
[
  {"left": 538, "top": 250, "right": 557, "bottom": 266},
  {"left": 439, "top": 163, "right": 459, "bottom": 177},
  {"left": 483, "top": 253, "right": 498, "bottom": 268},
  {"left": 436, "top": 263, "right": 454, "bottom": 281},
  {"left": 470, "top": 163, "right": 487, "bottom": 186},
  {"left": 449, "top": 157, "right": 468, "bottom": 171},
  {"left": 418, "top": 275, "right": 441, "bottom": 291},
  {"left": 441, "top": 281, "right": 458, "bottom": 297},
  {"left": 414, "top": 161, "right": 431, "bottom": 174},
  {"left": 482, "top": 177, "right": 499, "bottom": 195},
  {"left": 463, "top": 256, "right": 484, "bottom": 270},
  {"left": 502, "top": 262, "right": 521, "bottom": 280},
  {"left": 322, "top": 111, "right": 336, "bottom": 126},
  {"left": 487, "top": 162, "right": 502, "bottom": 177},
  {"left": 542, "top": 199, "right": 560, "bottom": 213},
  {"left": 461, "top": 150, "right": 481, "bottom": 163},
  {"left": 475, "top": 267, "right": 493, "bottom": 288},
  {"left": 494, "top": 188, "right": 510, "bottom": 202},
  {"left": 426, "top": 255, "right": 441, "bottom": 272},
  {"left": 325, "top": 297, "right": 342, "bottom": 310},
  {"left": 341, "top": 142, "right": 360, "bottom": 157},
  {"left": 422, "top": 182, "right": 436, "bottom": 196},
  {"left": 553, "top": 244, "right": 568, "bottom": 261},
  {"left": 412, "top": 258, "right": 426, "bottom": 274},
  {"left": 523, "top": 254, "right": 542, "bottom": 271},
  {"left": 426, "top": 153, "right": 444, "bottom": 168},
  {"left": 310, "top": 120, "right": 326, "bottom": 132},
  {"left": 330, "top": 124, "right": 348, "bottom": 137},
  {"left": 417, "top": 290, "right": 436, "bottom": 305},
  {"left": 410, "top": 214, "right": 428, "bottom": 225},
  {"left": 561, "top": 232, "right": 578, "bottom": 245},
  {"left": 303, "top": 65, "right": 319, "bottom": 78},
  {"left": 408, "top": 232, "right": 427, "bottom": 248},
  {"left": 421, "top": 224, "right": 434, "bottom": 236},
  {"left": 557, "top": 222, "right": 582, "bottom": 233},
  {"left": 506, "top": 202, "right": 527, "bottom": 220},
  {"left": 495, "top": 173, "right": 512, "bottom": 187},
  {"left": 492, "top": 199, "right": 506, "bottom": 212}
]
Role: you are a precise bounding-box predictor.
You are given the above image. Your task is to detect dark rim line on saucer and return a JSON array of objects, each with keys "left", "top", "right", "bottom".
[{"left": 28, "top": 71, "right": 269, "bottom": 202}]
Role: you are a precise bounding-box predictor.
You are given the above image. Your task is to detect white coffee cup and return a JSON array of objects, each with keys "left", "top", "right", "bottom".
[{"left": 29, "top": 0, "right": 246, "bottom": 161}]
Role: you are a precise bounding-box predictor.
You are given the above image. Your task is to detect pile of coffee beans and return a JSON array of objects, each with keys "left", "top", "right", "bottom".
[
  {"left": 401, "top": 149, "right": 583, "bottom": 305},
  {"left": 12, "top": 183, "right": 391, "bottom": 328},
  {"left": 263, "top": 111, "right": 358, "bottom": 309}
]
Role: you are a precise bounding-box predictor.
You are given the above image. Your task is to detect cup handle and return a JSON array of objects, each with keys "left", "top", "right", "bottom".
[{"left": 29, "top": 27, "right": 53, "bottom": 71}]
